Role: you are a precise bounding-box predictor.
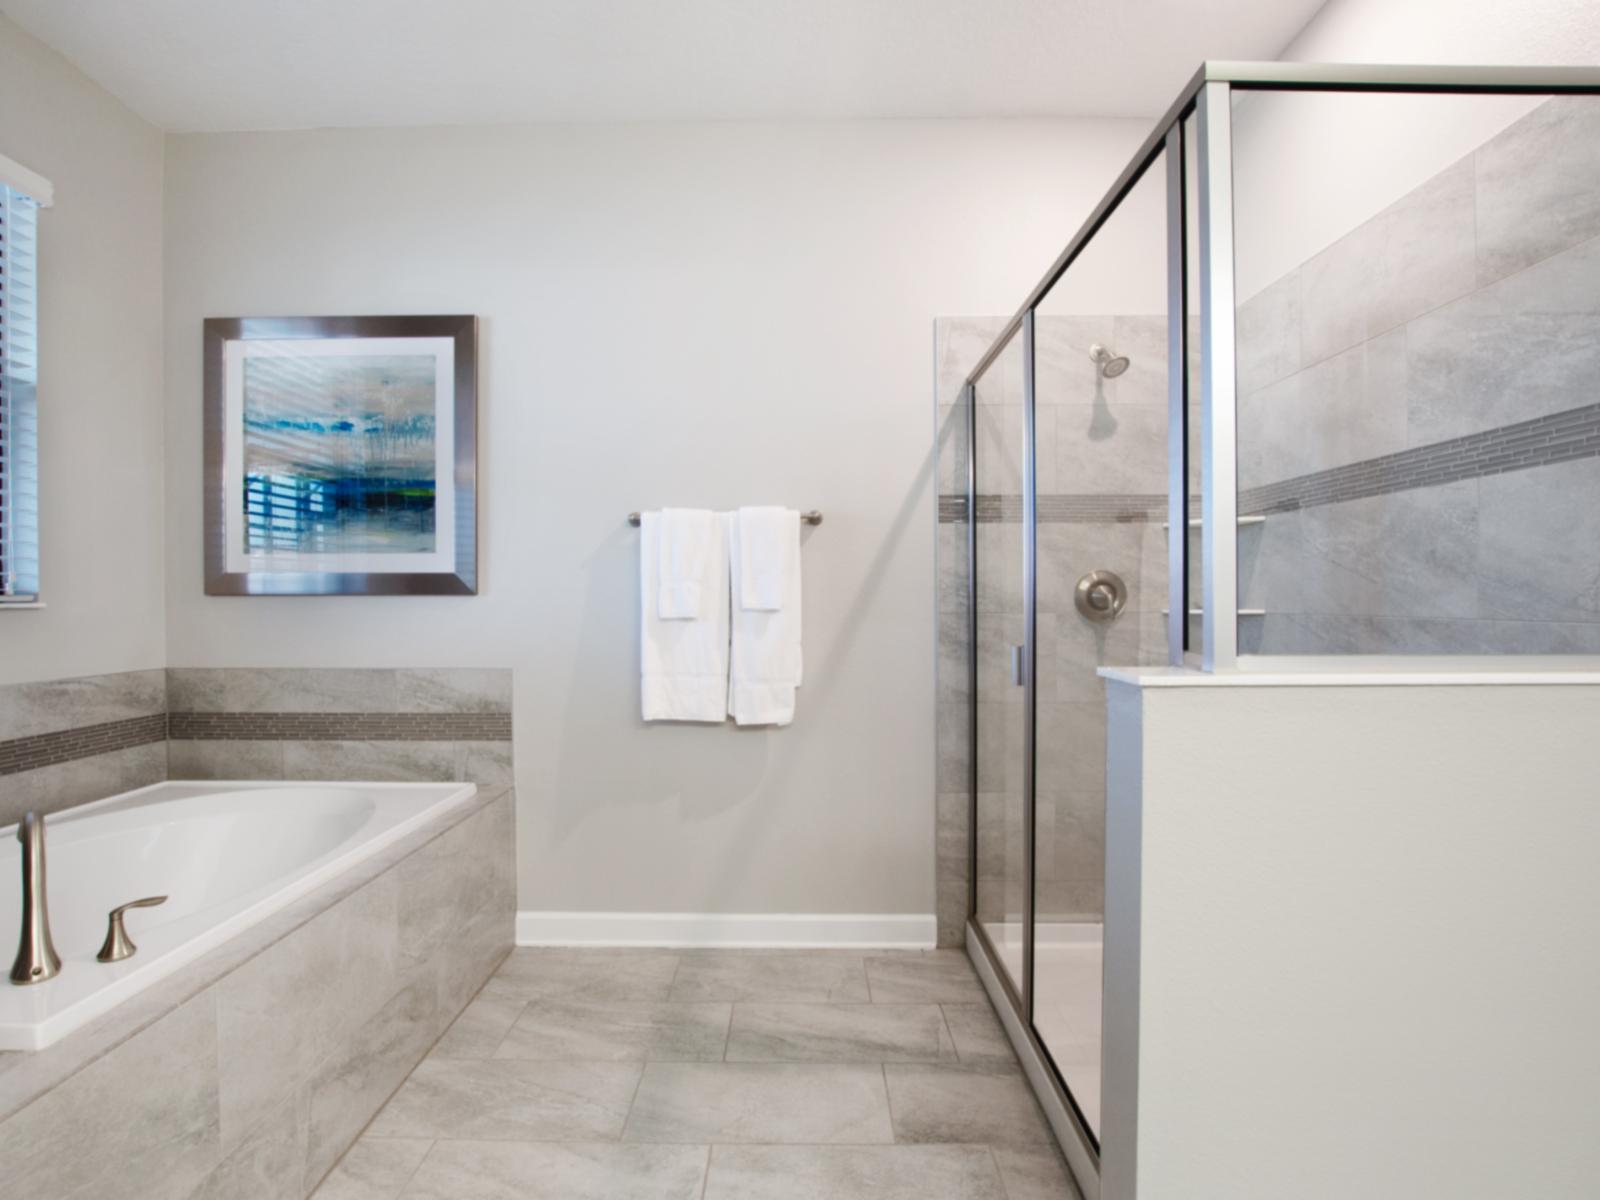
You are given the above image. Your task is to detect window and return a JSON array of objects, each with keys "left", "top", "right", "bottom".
[{"left": 0, "top": 161, "right": 48, "bottom": 604}]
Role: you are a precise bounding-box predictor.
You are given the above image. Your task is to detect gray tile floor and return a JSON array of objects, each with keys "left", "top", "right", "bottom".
[{"left": 312, "top": 948, "right": 1080, "bottom": 1199}]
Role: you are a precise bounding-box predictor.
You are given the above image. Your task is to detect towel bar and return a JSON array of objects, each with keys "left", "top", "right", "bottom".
[{"left": 628, "top": 511, "right": 823, "bottom": 526}]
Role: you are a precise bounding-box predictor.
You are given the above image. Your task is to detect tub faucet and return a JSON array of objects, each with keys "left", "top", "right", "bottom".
[{"left": 10, "top": 811, "right": 62, "bottom": 986}]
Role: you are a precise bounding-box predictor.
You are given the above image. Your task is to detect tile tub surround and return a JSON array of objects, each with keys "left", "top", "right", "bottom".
[
  {"left": 0, "top": 785, "right": 516, "bottom": 1200},
  {"left": 166, "top": 667, "right": 514, "bottom": 786},
  {"left": 312, "top": 947, "right": 1079, "bottom": 1200},
  {"left": 0, "top": 670, "right": 168, "bottom": 825},
  {"left": 1235, "top": 95, "right": 1600, "bottom": 655}
]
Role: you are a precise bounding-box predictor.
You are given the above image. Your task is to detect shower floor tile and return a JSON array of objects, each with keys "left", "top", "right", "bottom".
[{"left": 312, "top": 948, "right": 1079, "bottom": 1200}]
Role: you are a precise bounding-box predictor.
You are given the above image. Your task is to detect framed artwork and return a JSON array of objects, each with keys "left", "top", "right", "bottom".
[{"left": 203, "top": 315, "right": 477, "bottom": 595}]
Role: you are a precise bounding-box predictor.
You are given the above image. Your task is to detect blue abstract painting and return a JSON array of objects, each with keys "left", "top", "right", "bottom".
[{"left": 241, "top": 354, "right": 438, "bottom": 555}]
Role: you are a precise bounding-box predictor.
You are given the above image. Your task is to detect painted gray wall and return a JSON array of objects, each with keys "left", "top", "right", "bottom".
[
  {"left": 0, "top": 15, "right": 166, "bottom": 684},
  {"left": 160, "top": 116, "right": 1153, "bottom": 922}
]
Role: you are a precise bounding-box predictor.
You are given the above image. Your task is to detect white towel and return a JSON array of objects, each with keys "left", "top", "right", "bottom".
[
  {"left": 656, "top": 508, "right": 719, "bottom": 619},
  {"left": 640, "top": 511, "right": 729, "bottom": 722},
  {"left": 726, "top": 510, "right": 803, "bottom": 726},
  {"left": 736, "top": 507, "right": 795, "bottom": 611}
]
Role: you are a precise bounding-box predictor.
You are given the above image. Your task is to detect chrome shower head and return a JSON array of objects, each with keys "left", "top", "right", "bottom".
[{"left": 1089, "top": 343, "right": 1130, "bottom": 379}]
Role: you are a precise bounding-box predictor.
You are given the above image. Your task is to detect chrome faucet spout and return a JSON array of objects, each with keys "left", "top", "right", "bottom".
[{"left": 10, "top": 811, "right": 62, "bottom": 986}]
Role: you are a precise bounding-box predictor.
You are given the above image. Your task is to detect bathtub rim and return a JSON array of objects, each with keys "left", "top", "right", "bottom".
[{"left": 0, "top": 781, "right": 512, "bottom": 1122}]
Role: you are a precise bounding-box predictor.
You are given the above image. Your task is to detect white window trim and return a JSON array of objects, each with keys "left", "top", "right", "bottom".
[{"left": 0, "top": 152, "right": 53, "bottom": 208}]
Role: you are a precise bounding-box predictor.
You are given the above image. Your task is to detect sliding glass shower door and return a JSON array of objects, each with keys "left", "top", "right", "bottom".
[
  {"left": 971, "top": 326, "right": 1029, "bottom": 1000},
  {"left": 967, "top": 141, "right": 1174, "bottom": 1150}
]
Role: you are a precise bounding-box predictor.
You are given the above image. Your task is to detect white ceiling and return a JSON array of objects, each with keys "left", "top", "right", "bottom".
[{"left": 1, "top": 0, "right": 1328, "bottom": 132}]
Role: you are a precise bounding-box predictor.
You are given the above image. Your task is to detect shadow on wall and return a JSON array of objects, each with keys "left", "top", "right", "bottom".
[
  {"left": 1087, "top": 375, "right": 1118, "bottom": 441},
  {"left": 546, "top": 439, "right": 939, "bottom": 908}
]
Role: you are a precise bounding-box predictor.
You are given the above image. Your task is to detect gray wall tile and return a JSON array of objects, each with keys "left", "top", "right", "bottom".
[
  {"left": 0, "top": 668, "right": 165, "bottom": 740},
  {"left": 1367, "top": 157, "right": 1477, "bottom": 335},
  {"left": 395, "top": 669, "right": 512, "bottom": 713},
  {"left": 0, "top": 992, "right": 221, "bottom": 1199},
  {"left": 223, "top": 668, "right": 400, "bottom": 714},
  {"left": 1299, "top": 222, "right": 1372, "bottom": 365},
  {"left": 0, "top": 740, "right": 167, "bottom": 826},
  {"left": 282, "top": 740, "right": 458, "bottom": 783},
  {"left": 168, "top": 668, "right": 228, "bottom": 713},
  {"left": 1478, "top": 455, "right": 1600, "bottom": 623},
  {"left": 456, "top": 740, "right": 513, "bottom": 787},
  {"left": 1476, "top": 95, "right": 1600, "bottom": 285},
  {"left": 1237, "top": 272, "right": 1301, "bottom": 394},
  {"left": 168, "top": 739, "right": 286, "bottom": 781},
  {"left": 215, "top": 874, "right": 401, "bottom": 1149}
]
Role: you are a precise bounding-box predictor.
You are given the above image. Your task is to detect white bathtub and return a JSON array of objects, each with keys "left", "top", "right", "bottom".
[{"left": 0, "top": 780, "right": 476, "bottom": 1051}]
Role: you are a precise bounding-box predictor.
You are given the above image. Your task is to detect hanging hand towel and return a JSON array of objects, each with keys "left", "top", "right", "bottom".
[
  {"left": 736, "top": 506, "right": 795, "bottom": 611},
  {"left": 727, "top": 509, "right": 803, "bottom": 726},
  {"left": 640, "top": 511, "right": 729, "bottom": 722},
  {"left": 656, "top": 508, "right": 719, "bottom": 619}
]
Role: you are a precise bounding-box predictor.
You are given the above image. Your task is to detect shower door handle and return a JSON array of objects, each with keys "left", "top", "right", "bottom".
[{"left": 1010, "top": 645, "right": 1026, "bottom": 688}]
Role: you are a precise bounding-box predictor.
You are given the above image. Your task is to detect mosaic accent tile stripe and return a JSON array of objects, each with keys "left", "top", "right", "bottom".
[
  {"left": 939, "top": 493, "right": 1165, "bottom": 524},
  {"left": 0, "top": 713, "right": 168, "bottom": 777},
  {"left": 167, "top": 711, "right": 513, "bottom": 742},
  {"left": 941, "top": 404, "right": 1600, "bottom": 523},
  {"left": 1240, "top": 401, "right": 1600, "bottom": 516}
]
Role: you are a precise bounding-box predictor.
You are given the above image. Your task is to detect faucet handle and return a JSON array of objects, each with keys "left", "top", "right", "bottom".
[{"left": 96, "top": 896, "right": 168, "bottom": 964}]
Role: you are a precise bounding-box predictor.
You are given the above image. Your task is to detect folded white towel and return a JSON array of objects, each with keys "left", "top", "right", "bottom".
[
  {"left": 640, "top": 511, "right": 729, "bottom": 722},
  {"left": 736, "top": 507, "right": 795, "bottom": 611},
  {"left": 656, "top": 508, "right": 719, "bottom": 619},
  {"left": 726, "top": 510, "right": 803, "bottom": 726}
]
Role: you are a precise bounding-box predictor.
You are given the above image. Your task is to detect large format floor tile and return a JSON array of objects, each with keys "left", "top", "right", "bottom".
[
  {"left": 312, "top": 947, "right": 1082, "bottom": 1199},
  {"left": 939, "top": 1003, "right": 1016, "bottom": 1067},
  {"left": 367, "top": 1059, "right": 642, "bottom": 1141},
  {"left": 483, "top": 950, "right": 681, "bottom": 1003},
  {"left": 623, "top": 1063, "right": 894, "bottom": 1144},
  {"left": 311, "top": 1138, "right": 433, "bottom": 1200},
  {"left": 429, "top": 996, "right": 526, "bottom": 1059},
  {"left": 668, "top": 951, "right": 871, "bottom": 1002},
  {"left": 495, "top": 1000, "right": 731, "bottom": 1062},
  {"left": 402, "top": 1142, "right": 709, "bottom": 1200},
  {"left": 883, "top": 1064, "right": 1057, "bottom": 1148},
  {"left": 866, "top": 951, "right": 989, "bottom": 1004},
  {"left": 990, "top": 1146, "right": 1081, "bottom": 1200},
  {"left": 702, "top": 1144, "right": 1007, "bottom": 1200},
  {"left": 725, "top": 1003, "right": 956, "bottom": 1063}
]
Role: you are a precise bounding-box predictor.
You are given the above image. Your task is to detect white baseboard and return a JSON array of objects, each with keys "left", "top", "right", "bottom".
[{"left": 516, "top": 911, "right": 937, "bottom": 950}]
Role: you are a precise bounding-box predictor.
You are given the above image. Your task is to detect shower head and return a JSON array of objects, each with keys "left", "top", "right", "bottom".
[{"left": 1089, "top": 343, "right": 1130, "bottom": 379}]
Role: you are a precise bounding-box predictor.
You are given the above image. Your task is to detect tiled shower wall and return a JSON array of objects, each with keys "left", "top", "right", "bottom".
[
  {"left": 933, "top": 316, "right": 1170, "bottom": 948},
  {"left": 0, "top": 668, "right": 513, "bottom": 826},
  {"left": 1235, "top": 94, "right": 1600, "bottom": 653}
]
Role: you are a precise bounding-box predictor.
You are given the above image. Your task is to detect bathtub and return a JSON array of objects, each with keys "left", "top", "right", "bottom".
[{"left": 0, "top": 780, "right": 476, "bottom": 1051}]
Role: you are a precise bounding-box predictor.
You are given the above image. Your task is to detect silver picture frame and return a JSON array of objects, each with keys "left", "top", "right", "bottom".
[{"left": 202, "top": 314, "right": 478, "bottom": 595}]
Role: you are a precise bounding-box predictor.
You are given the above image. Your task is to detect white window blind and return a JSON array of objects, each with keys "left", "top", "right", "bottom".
[{"left": 0, "top": 179, "right": 41, "bottom": 602}]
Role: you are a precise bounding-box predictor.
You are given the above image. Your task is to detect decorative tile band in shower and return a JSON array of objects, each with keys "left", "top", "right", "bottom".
[
  {"left": 0, "top": 713, "right": 169, "bottom": 778},
  {"left": 167, "top": 711, "right": 513, "bottom": 742},
  {"left": 940, "top": 404, "right": 1600, "bottom": 524},
  {"left": 1240, "top": 401, "right": 1600, "bottom": 516},
  {"left": 939, "top": 492, "right": 1166, "bottom": 524}
]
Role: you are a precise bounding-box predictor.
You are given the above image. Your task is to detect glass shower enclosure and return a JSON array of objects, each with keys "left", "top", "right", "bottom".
[{"left": 941, "top": 62, "right": 1600, "bottom": 1200}]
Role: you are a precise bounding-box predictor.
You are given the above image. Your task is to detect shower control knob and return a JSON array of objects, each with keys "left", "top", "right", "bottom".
[{"left": 1075, "top": 570, "right": 1128, "bottom": 622}]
